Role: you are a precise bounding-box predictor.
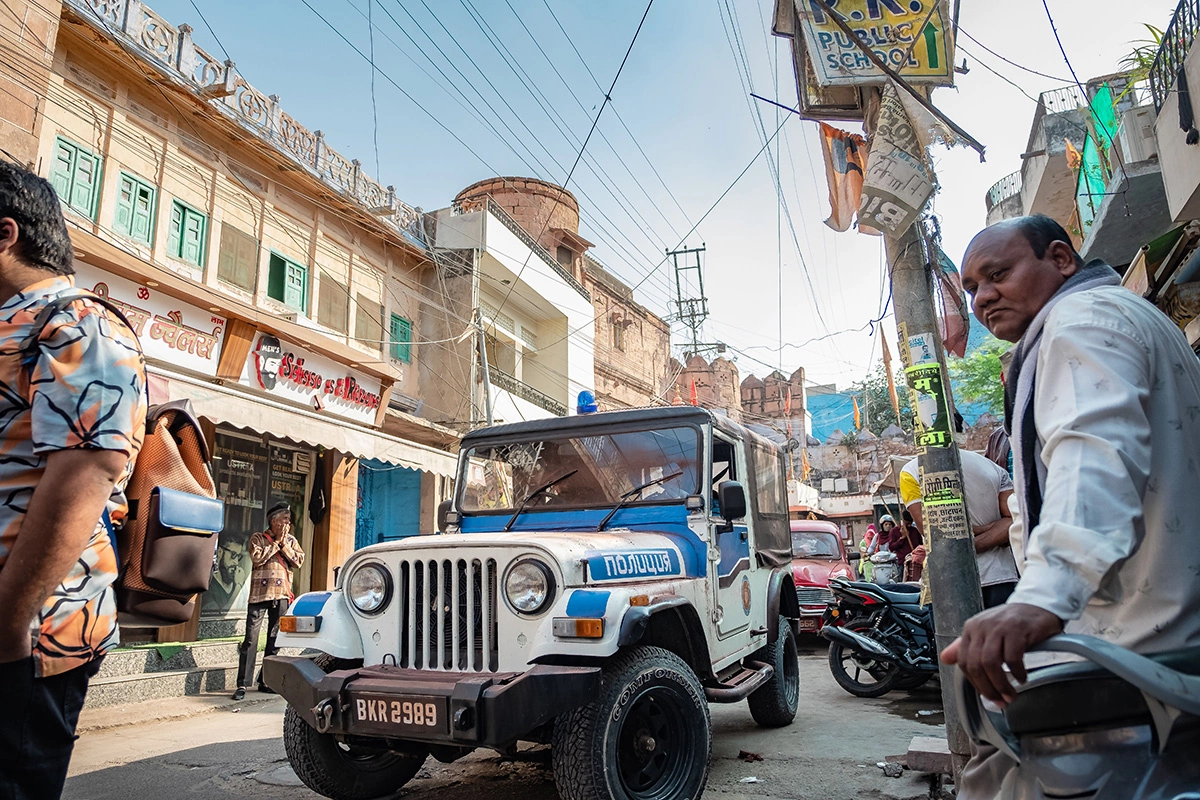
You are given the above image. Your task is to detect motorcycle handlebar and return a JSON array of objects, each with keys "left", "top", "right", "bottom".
[{"left": 955, "top": 633, "right": 1200, "bottom": 763}]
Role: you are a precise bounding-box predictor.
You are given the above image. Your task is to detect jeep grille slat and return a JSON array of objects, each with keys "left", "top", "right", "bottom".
[{"left": 397, "top": 556, "right": 497, "bottom": 671}]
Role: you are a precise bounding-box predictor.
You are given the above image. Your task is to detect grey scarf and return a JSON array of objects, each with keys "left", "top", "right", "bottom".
[{"left": 1003, "top": 259, "right": 1121, "bottom": 534}]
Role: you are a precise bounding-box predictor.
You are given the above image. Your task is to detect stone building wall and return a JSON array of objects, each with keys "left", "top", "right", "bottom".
[
  {"left": 0, "top": 0, "right": 61, "bottom": 165},
  {"left": 669, "top": 354, "right": 742, "bottom": 422}
]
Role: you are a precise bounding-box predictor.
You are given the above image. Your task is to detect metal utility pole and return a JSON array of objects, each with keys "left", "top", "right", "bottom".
[
  {"left": 887, "top": 220, "right": 982, "bottom": 778},
  {"left": 475, "top": 307, "right": 494, "bottom": 427},
  {"left": 669, "top": 245, "right": 723, "bottom": 357}
]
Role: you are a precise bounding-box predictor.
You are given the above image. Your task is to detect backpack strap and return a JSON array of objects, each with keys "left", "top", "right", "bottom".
[{"left": 18, "top": 290, "right": 138, "bottom": 368}]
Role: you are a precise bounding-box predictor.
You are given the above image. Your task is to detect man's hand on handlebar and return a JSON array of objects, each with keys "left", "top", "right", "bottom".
[{"left": 940, "top": 603, "right": 1064, "bottom": 707}]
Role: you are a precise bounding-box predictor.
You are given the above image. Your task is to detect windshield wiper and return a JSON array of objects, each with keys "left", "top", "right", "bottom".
[
  {"left": 504, "top": 470, "right": 579, "bottom": 531},
  {"left": 596, "top": 470, "right": 684, "bottom": 532}
]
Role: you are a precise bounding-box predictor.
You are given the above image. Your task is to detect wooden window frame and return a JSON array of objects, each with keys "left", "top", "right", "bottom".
[
  {"left": 167, "top": 199, "right": 208, "bottom": 266},
  {"left": 266, "top": 251, "right": 309, "bottom": 312},
  {"left": 113, "top": 171, "right": 156, "bottom": 244},
  {"left": 49, "top": 136, "right": 102, "bottom": 220},
  {"left": 390, "top": 313, "right": 412, "bottom": 363}
]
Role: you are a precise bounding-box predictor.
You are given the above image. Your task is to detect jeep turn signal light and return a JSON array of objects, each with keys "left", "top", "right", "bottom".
[
  {"left": 629, "top": 595, "right": 650, "bottom": 607},
  {"left": 280, "top": 615, "right": 321, "bottom": 633},
  {"left": 552, "top": 617, "right": 604, "bottom": 638}
]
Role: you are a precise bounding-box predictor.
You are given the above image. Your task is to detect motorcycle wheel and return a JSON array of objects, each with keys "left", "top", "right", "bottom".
[
  {"left": 827, "top": 622, "right": 899, "bottom": 698},
  {"left": 893, "top": 671, "right": 934, "bottom": 690}
]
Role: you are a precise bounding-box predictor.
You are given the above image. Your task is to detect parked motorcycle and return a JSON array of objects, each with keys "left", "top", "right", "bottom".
[
  {"left": 956, "top": 634, "right": 1200, "bottom": 799},
  {"left": 820, "top": 576, "right": 936, "bottom": 697}
]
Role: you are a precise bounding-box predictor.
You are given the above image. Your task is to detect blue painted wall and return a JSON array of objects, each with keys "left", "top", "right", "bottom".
[{"left": 355, "top": 460, "right": 422, "bottom": 549}]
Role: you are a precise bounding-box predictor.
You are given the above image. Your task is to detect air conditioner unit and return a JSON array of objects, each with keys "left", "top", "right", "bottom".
[
  {"left": 1116, "top": 106, "right": 1158, "bottom": 165},
  {"left": 820, "top": 478, "right": 835, "bottom": 493},
  {"left": 834, "top": 478, "right": 850, "bottom": 493}
]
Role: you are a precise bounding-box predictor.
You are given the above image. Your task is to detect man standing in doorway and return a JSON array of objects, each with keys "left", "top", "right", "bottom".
[
  {"left": 0, "top": 161, "right": 147, "bottom": 798},
  {"left": 235, "top": 503, "right": 304, "bottom": 700}
]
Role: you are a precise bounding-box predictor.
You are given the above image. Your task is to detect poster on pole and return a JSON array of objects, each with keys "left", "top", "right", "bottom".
[{"left": 796, "top": 0, "right": 956, "bottom": 87}]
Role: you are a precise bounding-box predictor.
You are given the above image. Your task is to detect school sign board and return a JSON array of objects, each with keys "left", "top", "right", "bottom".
[{"left": 797, "top": 0, "right": 955, "bottom": 87}]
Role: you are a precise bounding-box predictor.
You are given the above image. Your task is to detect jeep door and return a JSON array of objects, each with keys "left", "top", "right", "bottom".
[{"left": 712, "top": 431, "right": 754, "bottom": 640}]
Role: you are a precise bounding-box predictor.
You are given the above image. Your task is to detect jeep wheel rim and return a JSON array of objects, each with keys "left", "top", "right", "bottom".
[
  {"left": 616, "top": 686, "right": 696, "bottom": 800},
  {"left": 783, "top": 630, "right": 800, "bottom": 707}
]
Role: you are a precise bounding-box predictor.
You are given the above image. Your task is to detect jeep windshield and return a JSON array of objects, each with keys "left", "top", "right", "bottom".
[{"left": 460, "top": 425, "right": 702, "bottom": 514}]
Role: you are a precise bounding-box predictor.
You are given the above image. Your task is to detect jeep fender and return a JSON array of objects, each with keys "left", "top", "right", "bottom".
[
  {"left": 766, "top": 568, "right": 800, "bottom": 642},
  {"left": 617, "top": 597, "right": 714, "bottom": 682},
  {"left": 275, "top": 591, "right": 365, "bottom": 660}
]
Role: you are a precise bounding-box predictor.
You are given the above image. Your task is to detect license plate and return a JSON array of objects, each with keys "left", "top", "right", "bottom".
[
  {"left": 351, "top": 693, "right": 449, "bottom": 736},
  {"left": 798, "top": 617, "right": 819, "bottom": 631}
]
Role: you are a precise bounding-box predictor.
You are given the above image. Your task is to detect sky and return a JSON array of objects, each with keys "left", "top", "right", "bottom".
[{"left": 147, "top": 0, "right": 1177, "bottom": 389}]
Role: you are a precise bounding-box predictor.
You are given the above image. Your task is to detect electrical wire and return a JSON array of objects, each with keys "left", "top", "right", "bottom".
[{"left": 957, "top": 27, "right": 1071, "bottom": 83}]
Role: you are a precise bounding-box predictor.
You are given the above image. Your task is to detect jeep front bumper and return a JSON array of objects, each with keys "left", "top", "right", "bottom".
[{"left": 262, "top": 655, "right": 600, "bottom": 748}]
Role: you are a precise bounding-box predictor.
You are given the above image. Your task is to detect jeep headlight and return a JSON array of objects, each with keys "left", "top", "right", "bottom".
[
  {"left": 504, "top": 559, "right": 555, "bottom": 614},
  {"left": 347, "top": 563, "right": 392, "bottom": 614}
]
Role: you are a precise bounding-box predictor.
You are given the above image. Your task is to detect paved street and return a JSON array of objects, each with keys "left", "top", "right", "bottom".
[{"left": 65, "top": 641, "right": 945, "bottom": 800}]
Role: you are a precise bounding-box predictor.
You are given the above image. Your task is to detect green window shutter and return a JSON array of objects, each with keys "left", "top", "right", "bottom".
[
  {"left": 70, "top": 151, "right": 98, "bottom": 217},
  {"left": 115, "top": 175, "right": 134, "bottom": 236},
  {"left": 168, "top": 202, "right": 183, "bottom": 257},
  {"left": 50, "top": 140, "right": 75, "bottom": 199},
  {"left": 181, "top": 208, "right": 205, "bottom": 265},
  {"left": 390, "top": 314, "right": 411, "bottom": 363},
  {"left": 131, "top": 184, "right": 154, "bottom": 243},
  {"left": 267, "top": 253, "right": 286, "bottom": 301},
  {"left": 284, "top": 262, "right": 307, "bottom": 310}
]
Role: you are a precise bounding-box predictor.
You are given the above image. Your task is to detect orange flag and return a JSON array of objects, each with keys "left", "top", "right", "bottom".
[
  {"left": 853, "top": 396, "right": 862, "bottom": 430},
  {"left": 689, "top": 378, "right": 698, "bottom": 407},
  {"left": 819, "top": 122, "right": 868, "bottom": 233},
  {"left": 801, "top": 450, "right": 811, "bottom": 482},
  {"left": 881, "top": 334, "right": 903, "bottom": 425},
  {"left": 1064, "top": 137, "right": 1082, "bottom": 170}
]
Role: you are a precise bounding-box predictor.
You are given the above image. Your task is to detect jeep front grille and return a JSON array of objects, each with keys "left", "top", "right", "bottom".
[
  {"left": 796, "top": 587, "right": 835, "bottom": 606},
  {"left": 397, "top": 558, "right": 499, "bottom": 671}
]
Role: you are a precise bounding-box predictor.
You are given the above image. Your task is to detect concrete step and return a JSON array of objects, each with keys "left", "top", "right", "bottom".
[
  {"left": 96, "top": 639, "right": 243, "bottom": 679},
  {"left": 85, "top": 662, "right": 242, "bottom": 709},
  {"left": 77, "top": 689, "right": 280, "bottom": 734}
]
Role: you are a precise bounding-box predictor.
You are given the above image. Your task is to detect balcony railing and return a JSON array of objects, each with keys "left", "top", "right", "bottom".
[
  {"left": 1038, "top": 85, "right": 1089, "bottom": 115},
  {"left": 1150, "top": 0, "right": 1200, "bottom": 111},
  {"left": 68, "top": 0, "right": 424, "bottom": 244},
  {"left": 491, "top": 369, "right": 568, "bottom": 417},
  {"left": 985, "top": 171, "right": 1023, "bottom": 213},
  {"left": 451, "top": 195, "right": 590, "bottom": 300}
]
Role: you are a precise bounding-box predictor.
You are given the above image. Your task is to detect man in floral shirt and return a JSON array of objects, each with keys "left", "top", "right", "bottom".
[{"left": 0, "top": 161, "right": 146, "bottom": 797}]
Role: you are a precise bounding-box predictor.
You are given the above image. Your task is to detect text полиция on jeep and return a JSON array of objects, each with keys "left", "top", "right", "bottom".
[{"left": 264, "top": 406, "right": 802, "bottom": 800}]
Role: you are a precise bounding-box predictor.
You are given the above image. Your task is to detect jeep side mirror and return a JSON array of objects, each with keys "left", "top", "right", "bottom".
[
  {"left": 847, "top": 551, "right": 861, "bottom": 562},
  {"left": 717, "top": 481, "right": 746, "bottom": 533},
  {"left": 437, "top": 500, "right": 460, "bottom": 532}
]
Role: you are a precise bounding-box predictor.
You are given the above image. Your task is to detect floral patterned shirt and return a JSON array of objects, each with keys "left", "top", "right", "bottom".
[{"left": 0, "top": 276, "right": 146, "bottom": 677}]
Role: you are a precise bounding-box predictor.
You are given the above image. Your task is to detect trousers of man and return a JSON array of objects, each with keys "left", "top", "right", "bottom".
[
  {"left": 236, "top": 598, "right": 288, "bottom": 689},
  {"left": 0, "top": 656, "right": 103, "bottom": 799}
]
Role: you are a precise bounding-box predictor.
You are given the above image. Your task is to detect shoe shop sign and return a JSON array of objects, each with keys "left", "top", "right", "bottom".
[
  {"left": 73, "top": 262, "right": 226, "bottom": 377},
  {"left": 240, "top": 331, "right": 383, "bottom": 425}
]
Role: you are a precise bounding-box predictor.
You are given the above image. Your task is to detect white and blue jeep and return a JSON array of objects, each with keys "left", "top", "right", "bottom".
[{"left": 265, "top": 406, "right": 801, "bottom": 800}]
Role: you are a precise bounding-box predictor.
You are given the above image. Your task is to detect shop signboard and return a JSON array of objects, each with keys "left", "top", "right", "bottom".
[
  {"left": 73, "top": 263, "right": 226, "bottom": 377},
  {"left": 797, "top": 0, "right": 955, "bottom": 87},
  {"left": 240, "top": 332, "right": 384, "bottom": 426}
]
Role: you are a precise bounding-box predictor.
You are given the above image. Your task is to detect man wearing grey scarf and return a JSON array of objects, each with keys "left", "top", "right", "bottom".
[{"left": 944, "top": 215, "right": 1200, "bottom": 799}]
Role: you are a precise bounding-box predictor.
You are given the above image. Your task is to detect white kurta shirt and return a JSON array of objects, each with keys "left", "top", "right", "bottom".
[{"left": 1008, "top": 284, "right": 1200, "bottom": 653}]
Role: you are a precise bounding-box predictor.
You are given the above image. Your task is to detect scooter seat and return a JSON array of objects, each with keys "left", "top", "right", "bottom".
[{"left": 1005, "top": 645, "right": 1200, "bottom": 736}]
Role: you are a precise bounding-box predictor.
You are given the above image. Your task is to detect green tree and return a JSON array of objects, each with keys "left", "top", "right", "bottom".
[
  {"left": 850, "top": 363, "right": 913, "bottom": 436},
  {"left": 948, "top": 338, "right": 1010, "bottom": 417}
]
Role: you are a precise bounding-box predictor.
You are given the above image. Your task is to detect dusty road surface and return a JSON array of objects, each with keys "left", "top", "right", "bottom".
[{"left": 66, "top": 641, "right": 946, "bottom": 800}]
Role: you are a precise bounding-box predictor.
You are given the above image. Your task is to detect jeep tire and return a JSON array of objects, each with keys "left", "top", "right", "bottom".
[
  {"left": 553, "top": 646, "right": 711, "bottom": 800},
  {"left": 748, "top": 615, "right": 799, "bottom": 727},
  {"left": 283, "top": 655, "right": 428, "bottom": 800}
]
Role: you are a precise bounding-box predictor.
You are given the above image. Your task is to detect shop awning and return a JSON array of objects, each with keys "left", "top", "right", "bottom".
[{"left": 156, "top": 369, "right": 459, "bottom": 478}]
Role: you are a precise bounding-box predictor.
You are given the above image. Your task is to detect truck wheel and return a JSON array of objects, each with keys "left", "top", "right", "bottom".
[
  {"left": 552, "top": 646, "right": 711, "bottom": 800},
  {"left": 827, "top": 622, "right": 899, "bottom": 698},
  {"left": 283, "top": 656, "right": 428, "bottom": 800},
  {"left": 747, "top": 616, "right": 799, "bottom": 727}
]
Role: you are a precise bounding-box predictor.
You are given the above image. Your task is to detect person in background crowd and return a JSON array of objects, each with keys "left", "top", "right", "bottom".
[
  {"left": 878, "top": 512, "right": 918, "bottom": 568},
  {"left": 0, "top": 161, "right": 147, "bottom": 799},
  {"left": 946, "top": 215, "right": 1200, "bottom": 799},
  {"left": 901, "top": 413, "right": 1019, "bottom": 608},
  {"left": 234, "top": 503, "right": 304, "bottom": 700},
  {"left": 858, "top": 523, "right": 878, "bottom": 580}
]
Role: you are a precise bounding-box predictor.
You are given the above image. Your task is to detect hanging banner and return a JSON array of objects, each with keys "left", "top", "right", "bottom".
[
  {"left": 239, "top": 332, "right": 383, "bottom": 426},
  {"left": 72, "top": 262, "right": 226, "bottom": 376},
  {"left": 819, "top": 123, "right": 869, "bottom": 232},
  {"left": 859, "top": 82, "right": 934, "bottom": 235},
  {"left": 797, "top": 0, "right": 956, "bottom": 87}
]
